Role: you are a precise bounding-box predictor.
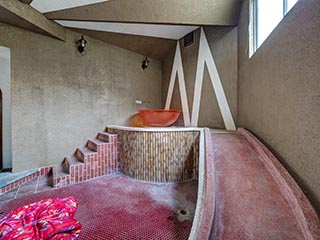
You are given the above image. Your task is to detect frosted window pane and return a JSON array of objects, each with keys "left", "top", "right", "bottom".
[{"left": 257, "top": 0, "right": 283, "bottom": 48}]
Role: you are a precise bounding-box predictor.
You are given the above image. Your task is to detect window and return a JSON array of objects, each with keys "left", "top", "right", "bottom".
[{"left": 252, "top": 0, "right": 298, "bottom": 53}]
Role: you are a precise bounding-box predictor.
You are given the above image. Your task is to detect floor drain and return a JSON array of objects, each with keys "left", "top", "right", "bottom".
[
  {"left": 179, "top": 209, "right": 187, "bottom": 215},
  {"left": 176, "top": 208, "right": 192, "bottom": 222}
]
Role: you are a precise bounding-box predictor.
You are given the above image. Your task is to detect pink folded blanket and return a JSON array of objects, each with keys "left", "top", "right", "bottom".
[{"left": 0, "top": 196, "right": 82, "bottom": 239}]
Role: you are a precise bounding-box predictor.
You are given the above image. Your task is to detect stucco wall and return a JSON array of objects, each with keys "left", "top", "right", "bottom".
[
  {"left": 238, "top": 0, "right": 320, "bottom": 212},
  {"left": 162, "top": 27, "right": 238, "bottom": 128},
  {"left": 0, "top": 23, "right": 162, "bottom": 172}
]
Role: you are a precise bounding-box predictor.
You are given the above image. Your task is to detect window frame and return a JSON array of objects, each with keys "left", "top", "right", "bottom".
[{"left": 251, "top": 0, "right": 298, "bottom": 54}]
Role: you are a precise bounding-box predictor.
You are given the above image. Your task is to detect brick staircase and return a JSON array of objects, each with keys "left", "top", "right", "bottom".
[{"left": 49, "top": 130, "right": 118, "bottom": 188}]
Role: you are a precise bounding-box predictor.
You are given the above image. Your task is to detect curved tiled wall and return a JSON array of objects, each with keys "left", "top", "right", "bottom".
[{"left": 108, "top": 126, "right": 200, "bottom": 183}]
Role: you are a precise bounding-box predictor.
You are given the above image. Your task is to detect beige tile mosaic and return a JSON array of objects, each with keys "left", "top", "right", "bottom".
[{"left": 109, "top": 129, "right": 200, "bottom": 183}]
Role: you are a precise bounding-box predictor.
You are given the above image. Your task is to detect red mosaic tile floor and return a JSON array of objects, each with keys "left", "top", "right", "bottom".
[{"left": 0, "top": 174, "right": 198, "bottom": 240}]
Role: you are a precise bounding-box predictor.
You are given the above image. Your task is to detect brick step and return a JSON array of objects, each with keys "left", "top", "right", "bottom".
[
  {"left": 53, "top": 164, "right": 69, "bottom": 178},
  {"left": 97, "top": 131, "right": 117, "bottom": 143},
  {"left": 62, "top": 156, "right": 83, "bottom": 174},
  {"left": 52, "top": 164, "right": 70, "bottom": 188},
  {"left": 62, "top": 158, "right": 69, "bottom": 174},
  {"left": 87, "top": 138, "right": 110, "bottom": 152},
  {"left": 50, "top": 129, "right": 118, "bottom": 188},
  {"left": 75, "top": 147, "right": 97, "bottom": 162}
]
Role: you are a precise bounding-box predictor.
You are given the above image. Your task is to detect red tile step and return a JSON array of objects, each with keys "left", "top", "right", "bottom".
[
  {"left": 51, "top": 164, "right": 70, "bottom": 188},
  {"left": 97, "top": 131, "right": 117, "bottom": 144},
  {"left": 87, "top": 139, "right": 110, "bottom": 152},
  {"left": 101, "top": 130, "right": 119, "bottom": 157},
  {"left": 63, "top": 156, "right": 83, "bottom": 174},
  {"left": 50, "top": 130, "right": 118, "bottom": 188},
  {"left": 75, "top": 147, "right": 97, "bottom": 163}
]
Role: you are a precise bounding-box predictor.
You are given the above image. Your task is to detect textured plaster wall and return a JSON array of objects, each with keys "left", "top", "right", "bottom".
[
  {"left": 238, "top": 0, "right": 320, "bottom": 212},
  {"left": 0, "top": 23, "right": 162, "bottom": 172},
  {"left": 162, "top": 27, "right": 238, "bottom": 128}
]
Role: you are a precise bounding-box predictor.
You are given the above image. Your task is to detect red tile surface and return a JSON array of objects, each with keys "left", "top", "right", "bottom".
[
  {"left": 211, "top": 132, "right": 319, "bottom": 239},
  {"left": 0, "top": 174, "right": 198, "bottom": 240},
  {"left": 238, "top": 128, "right": 320, "bottom": 239}
]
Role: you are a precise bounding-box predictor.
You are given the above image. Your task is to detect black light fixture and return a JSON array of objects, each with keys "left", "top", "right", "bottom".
[
  {"left": 19, "top": 0, "right": 33, "bottom": 4},
  {"left": 77, "top": 35, "right": 87, "bottom": 55},
  {"left": 141, "top": 57, "right": 149, "bottom": 70}
]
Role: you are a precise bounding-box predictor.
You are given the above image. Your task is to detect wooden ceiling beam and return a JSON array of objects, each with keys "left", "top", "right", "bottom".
[
  {"left": 0, "top": 0, "right": 66, "bottom": 41},
  {"left": 45, "top": 0, "right": 241, "bottom": 26}
]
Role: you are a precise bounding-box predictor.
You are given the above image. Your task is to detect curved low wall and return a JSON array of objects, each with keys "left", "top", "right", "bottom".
[
  {"left": 238, "top": 128, "right": 320, "bottom": 239},
  {"left": 189, "top": 128, "right": 215, "bottom": 240},
  {"left": 108, "top": 126, "right": 200, "bottom": 183}
]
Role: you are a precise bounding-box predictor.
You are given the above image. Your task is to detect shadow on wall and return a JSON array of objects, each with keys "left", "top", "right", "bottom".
[{"left": 125, "top": 113, "right": 144, "bottom": 127}]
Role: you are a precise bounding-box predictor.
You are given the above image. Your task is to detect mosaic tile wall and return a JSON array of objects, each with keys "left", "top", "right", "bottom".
[{"left": 109, "top": 129, "right": 200, "bottom": 183}]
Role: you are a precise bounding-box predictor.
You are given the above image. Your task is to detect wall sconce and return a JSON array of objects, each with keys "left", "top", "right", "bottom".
[
  {"left": 19, "top": 0, "right": 33, "bottom": 4},
  {"left": 77, "top": 35, "right": 87, "bottom": 55},
  {"left": 141, "top": 57, "right": 149, "bottom": 70}
]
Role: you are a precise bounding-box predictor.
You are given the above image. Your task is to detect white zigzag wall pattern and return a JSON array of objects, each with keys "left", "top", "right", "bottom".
[
  {"left": 165, "top": 41, "right": 191, "bottom": 126},
  {"left": 165, "top": 27, "right": 236, "bottom": 130}
]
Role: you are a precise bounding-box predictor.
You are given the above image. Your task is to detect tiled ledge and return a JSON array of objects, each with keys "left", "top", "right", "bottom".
[
  {"left": 238, "top": 128, "right": 320, "bottom": 239},
  {"left": 0, "top": 166, "right": 52, "bottom": 195},
  {"left": 189, "top": 128, "right": 215, "bottom": 240},
  {"left": 107, "top": 125, "right": 203, "bottom": 132}
]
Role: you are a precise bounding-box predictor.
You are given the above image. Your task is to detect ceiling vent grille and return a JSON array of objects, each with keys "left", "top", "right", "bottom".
[{"left": 183, "top": 32, "right": 194, "bottom": 48}]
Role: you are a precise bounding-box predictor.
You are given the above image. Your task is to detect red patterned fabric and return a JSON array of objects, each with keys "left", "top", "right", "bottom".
[{"left": 0, "top": 196, "right": 82, "bottom": 240}]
